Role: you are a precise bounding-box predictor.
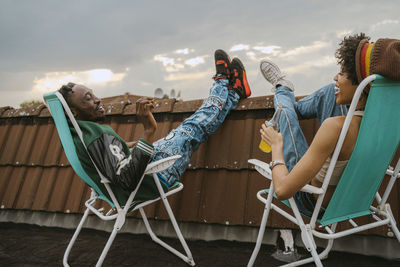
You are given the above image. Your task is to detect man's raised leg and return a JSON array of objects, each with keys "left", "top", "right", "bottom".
[{"left": 152, "top": 50, "right": 251, "bottom": 186}]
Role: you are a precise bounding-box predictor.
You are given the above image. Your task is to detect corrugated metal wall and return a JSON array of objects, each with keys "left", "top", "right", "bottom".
[{"left": 0, "top": 95, "right": 398, "bottom": 237}]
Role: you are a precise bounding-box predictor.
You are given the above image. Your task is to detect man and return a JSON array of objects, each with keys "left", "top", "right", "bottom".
[{"left": 59, "top": 49, "right": 251, "bottom": 200}]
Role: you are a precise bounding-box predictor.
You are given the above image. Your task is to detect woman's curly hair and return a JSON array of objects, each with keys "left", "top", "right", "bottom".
[{"left": 335, "top": 33, "right": 370, "bottom": 85}]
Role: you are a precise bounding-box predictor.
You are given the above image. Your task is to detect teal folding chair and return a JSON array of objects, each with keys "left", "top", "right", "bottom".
[
  {"left": 43, "top": 91, "right": 195, "bottom": 267},
  {"left": 248, "top": 75, "right": 400, "bottom": 267}
]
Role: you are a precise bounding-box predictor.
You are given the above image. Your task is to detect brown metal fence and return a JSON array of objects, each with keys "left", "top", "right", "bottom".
[{"left": 0, "top": 95, "right": 398, "bottom": 237}]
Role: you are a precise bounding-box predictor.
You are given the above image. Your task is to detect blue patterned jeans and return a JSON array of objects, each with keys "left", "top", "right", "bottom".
[{"left": 151, "top": 79, "right": 239, "bottom": 186}]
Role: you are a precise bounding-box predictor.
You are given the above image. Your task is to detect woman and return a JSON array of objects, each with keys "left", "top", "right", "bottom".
[{"left": 259, "top": 33, "right": 400, "bottom": 217}]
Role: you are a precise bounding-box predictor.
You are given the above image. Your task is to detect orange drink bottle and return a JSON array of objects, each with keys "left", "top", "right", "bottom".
[
  {"left": 259, "top": 104, "right": 283, "bottom": 153},
  {"left": 259, "top": 139, "right": 273, "bottom": 153}
]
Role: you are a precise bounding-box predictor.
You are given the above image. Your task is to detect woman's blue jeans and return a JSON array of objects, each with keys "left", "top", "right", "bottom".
[
  {"left": 274, "top": 83, "right": 347, "bottom": 171},
  {"left": 274, "top": 83, "right": 347, "bottom": 217},
  {"left": 151, "top": 79, "right": 239, "bottom": 187}
]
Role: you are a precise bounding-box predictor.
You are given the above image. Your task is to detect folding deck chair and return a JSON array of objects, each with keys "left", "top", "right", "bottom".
[
  {"left": 43, "top": 91, "right": 195, "bottom": 267},
  {"left": 247, "top": 74, "right": 400, "bottom": 267}
]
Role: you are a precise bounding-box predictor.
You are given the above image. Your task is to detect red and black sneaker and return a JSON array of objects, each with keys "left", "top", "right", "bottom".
[
  {"left": 230, "top": 58, "right": 251, "bottom": 99},
  {"left": 213, "top": 49, "right": 231, "bottom": 81}
]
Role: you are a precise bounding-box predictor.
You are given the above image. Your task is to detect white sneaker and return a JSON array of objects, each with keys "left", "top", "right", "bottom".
[{"left": 260, "top": 60, "right": 294, "bottom": 92}]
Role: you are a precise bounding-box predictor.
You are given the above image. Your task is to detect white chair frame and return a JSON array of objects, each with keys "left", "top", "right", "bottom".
[
  {"left": 63, "top": 160, "right": 195, "bottom": 267},
  {"left": 44, "top": 92, "right": 195, "bottom": 266},
  {"left": 247, "top": 75, "right": 400, "bottom": 267}
]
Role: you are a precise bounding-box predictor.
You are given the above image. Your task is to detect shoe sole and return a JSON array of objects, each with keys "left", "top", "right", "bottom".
[
  {"left": 260, "top": 59, "right": 294, "bottom": 91},
  {"left": 232, "top": 58, "right": 251, "bottom": 97},
  {"left": 214, "top": 49, "right": 231, "bottom": 81},
  {"left": 260, "top": 60, "right": 281, "bottom": 81},
  {"left": 215, "top": 49, "right": 231, "bottom": 64}
]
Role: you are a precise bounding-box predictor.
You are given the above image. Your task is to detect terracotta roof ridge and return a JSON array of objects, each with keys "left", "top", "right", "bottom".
[
  {"left": 1, "top": 94, "right": 292, "bottom": 118},
  {"left": 1, "top": 104, "right": 47, "bottom": 118}
]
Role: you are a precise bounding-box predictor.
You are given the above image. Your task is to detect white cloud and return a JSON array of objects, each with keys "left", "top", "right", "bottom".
[
  {"left": 278, "top": 41, "right": 330, "bottom": 58},
  {"left": 246, "top": 51, "right": 259, "bottom": 62},
  {"left": 87, "top": 69, "right": 125, "bottom": 83},
  {"left": 185, "top": 56, "right": 206, "bottom": 67},
  {"left": 164, "top": 71, "right": 209, "bottom": 81},
  {"left": 336, "top": 30, "right": 353, "bottom": 39},
  {"left": 140, "top": 81, "right": 153, "bottom": 86},
  {"left": 31, "top": 68, "right": 127, "bottom": 98},
  {"left": 154, "top": 54, "right": 186, "bottom": 72},
  {"left": 370, "top": 19, "right": 399, "bottom": 32},
  {"left": 230, "top": 44, "right": 250, "bottom": 52},
  {"left": 154, "top": 54, "right": 175, "bottom": 66},
  {"left": 284, "top": 55, "right": 336, "bottom": 75},
  {"left": 175, "top": 48, "right": 194, "bottom": 55},
  {"left": 165, "top": 64, "right": 185, "bottom": 72},
  {"left": 253, "top": 45, "right": 280, "bottom": 55}
]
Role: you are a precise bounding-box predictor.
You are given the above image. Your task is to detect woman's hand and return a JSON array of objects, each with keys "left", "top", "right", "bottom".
[
  {"left": 136, "top": 97, "right": 157, "bottom": 143},
  {"left": 260, "top": 121, "right": 283, "bottom": 151}
]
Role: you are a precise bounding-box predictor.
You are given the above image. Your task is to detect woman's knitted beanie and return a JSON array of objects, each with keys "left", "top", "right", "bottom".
[{"left": 356, "top": 38, "right": 400, "bottom": 83}]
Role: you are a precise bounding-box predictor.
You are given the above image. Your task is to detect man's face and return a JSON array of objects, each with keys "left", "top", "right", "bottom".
[{"left": 68, "top": 85, "right": 105, "bottom": 121}]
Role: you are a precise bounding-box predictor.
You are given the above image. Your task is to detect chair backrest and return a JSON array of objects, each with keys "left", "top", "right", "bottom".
[
  {"left": 43, "top": 91, "right": 118, "bottom": 207},
  {"left": 320, "top": 75, "right": 400, "bottom": 226}
]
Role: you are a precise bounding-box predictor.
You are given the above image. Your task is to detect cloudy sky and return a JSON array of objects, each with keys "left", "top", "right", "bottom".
[{"left": 1, "top": 0, "right": 399, "bottom": 108}]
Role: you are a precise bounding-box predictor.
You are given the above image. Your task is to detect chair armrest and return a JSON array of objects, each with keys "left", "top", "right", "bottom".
[
  {"left": 386, "top": 166, "right": 400, "bottom": 178},
  {"left": 249, "top": 158, "right": 324, "bottom": 195},
  {"left": 300, "top": 184, "right": 324, "bottom": 194},
  {"left": 248, "top": 159, "right": 272, "bottom": 180},
  {"left": 145, "top": 155, "right": 182, "bottom": 174}
]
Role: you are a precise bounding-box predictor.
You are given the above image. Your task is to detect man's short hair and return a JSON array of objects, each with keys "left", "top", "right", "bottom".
[
  {"left": 58, "top": 82, "right": 76, "bottom": 104},
  {"left": 335, "top": 32, "right": 370, "bottom": 85}
]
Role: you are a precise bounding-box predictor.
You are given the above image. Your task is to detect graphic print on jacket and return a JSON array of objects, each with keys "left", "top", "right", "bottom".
[{"left": 71, "top": 120, "right": 154, "bottom": 192}]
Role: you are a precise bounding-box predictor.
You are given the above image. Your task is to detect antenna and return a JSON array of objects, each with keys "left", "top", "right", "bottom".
[
  {"left": 154, "top": 88, "right": 163, "bottom": 98},
  {"left": 170, "top": 89, "right": 176, "bottom": 98}
]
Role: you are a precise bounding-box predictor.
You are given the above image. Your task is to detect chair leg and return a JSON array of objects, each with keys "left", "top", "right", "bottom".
[
  {"left": 280, "top": 235, "right": 322, "bottom": 267},
  {"left": 390, "top": 219, "right": 400, "bottom": 242},
  {"left": 386, "top": 204, "right": 400, "bottom": 242},
  {"left": 161, "top": 196, "right": 195, "bottom": 264},
  {"left": 248, "top": 186, "right": 274, "bottom": 267},
  {"left": 95, "top": 226, "right": 119, "bottom": 267},
  {"left": 139, "top": 205, "right": 195, "bottom": 266},
  {"left": 63, "top": 208, "right": 91, "bottom": 267},
  {"left": 307, "top": 235, "right": 323, "bottom": 267},
  {"left": 281, "top": 224, "right": 337, "bottom": 267},
  {"left": 136, "top": 174, "right": 195, "bottom": 265},
  {"left": 319, "top": 223, "right": 337, "bottom": 260},
  {"left": 281, "top": 238, "right": 334, "bottom": 267},
  {"left": 285, "top": 198, "right": 323, "bottom": 267}
]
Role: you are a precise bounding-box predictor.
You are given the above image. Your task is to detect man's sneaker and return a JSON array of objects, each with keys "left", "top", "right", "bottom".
[
  {"left": 230, "top": 58, "right": 251, "bottom": 99},
  {"left": 213, "top": 49, "right": 231, "bottom": 80},
  {"left": 260, "top": 60, "right": 294, "bottom": 92}
]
